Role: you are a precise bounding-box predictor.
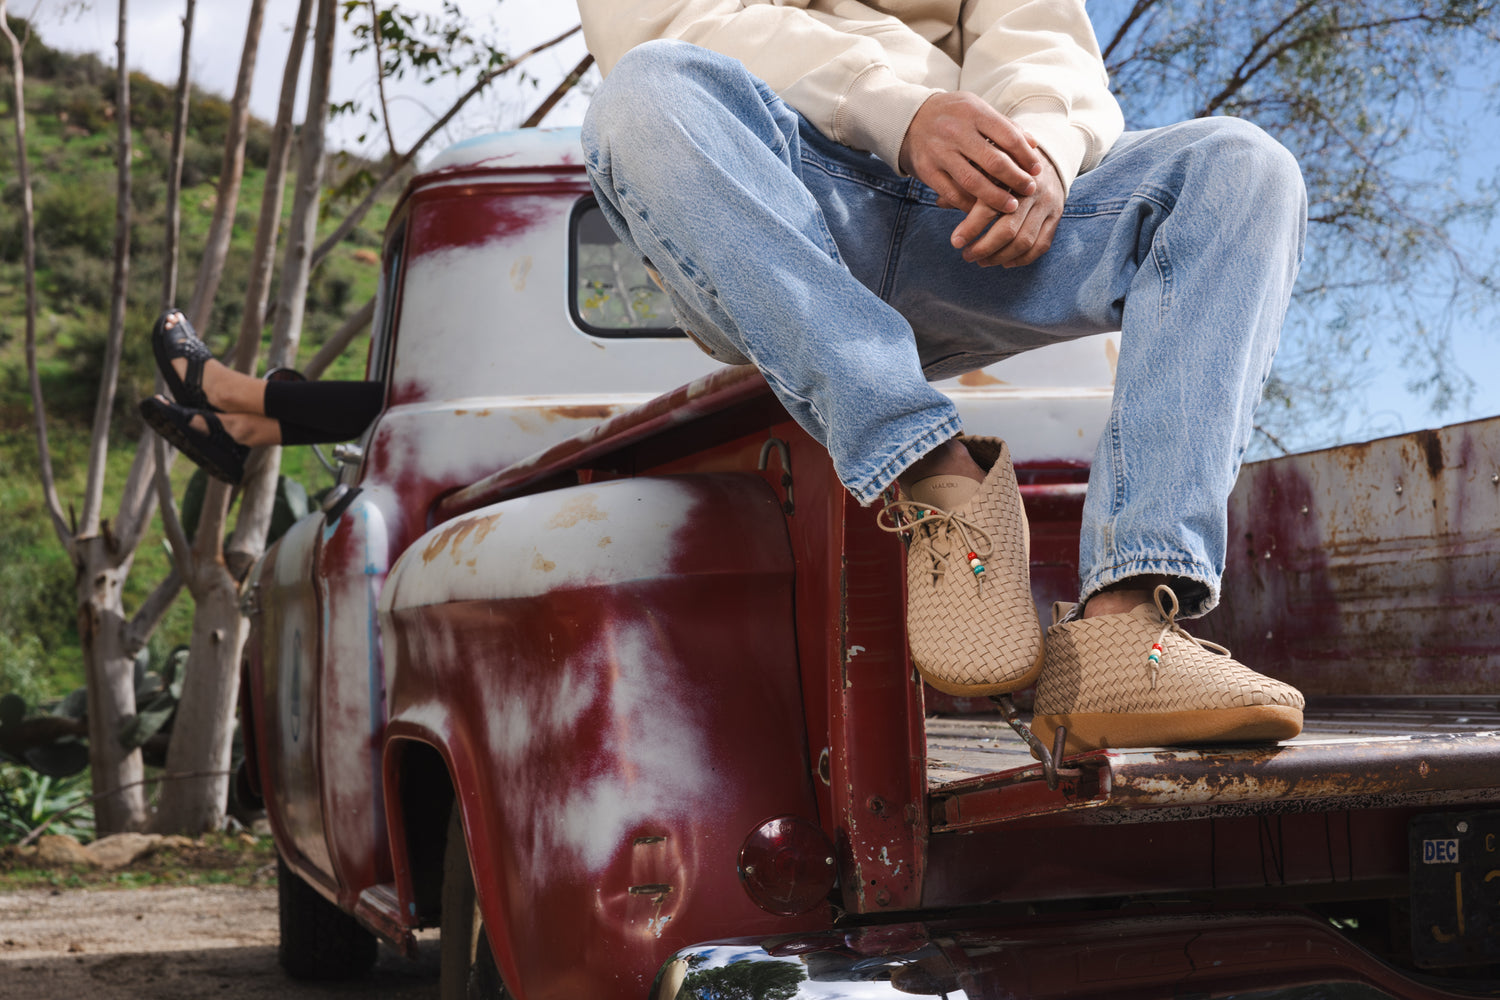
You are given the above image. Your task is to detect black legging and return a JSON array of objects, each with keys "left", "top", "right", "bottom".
[{"left": 264, "top": 380, "right": 384, "bottom": 446}]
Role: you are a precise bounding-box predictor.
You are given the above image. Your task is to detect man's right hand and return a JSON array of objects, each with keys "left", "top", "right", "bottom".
[{"left": 899, "top": 92, "right": 1043, "bottom": 217}]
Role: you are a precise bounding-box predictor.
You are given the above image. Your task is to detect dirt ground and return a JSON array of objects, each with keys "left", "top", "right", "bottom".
[{"left": 0, "top": 885, "right": 441, "bottom": 999}]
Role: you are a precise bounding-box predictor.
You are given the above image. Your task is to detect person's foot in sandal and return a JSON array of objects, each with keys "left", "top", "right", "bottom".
[
  {"left": 139, "top": 395, "right": 278, "bottom": 486},
  {"left": 1031, "top": 583, "right": 1304, "bottom": 753},
  {"left": 152, "top": 309, "right": 269, "bottom": 415}
]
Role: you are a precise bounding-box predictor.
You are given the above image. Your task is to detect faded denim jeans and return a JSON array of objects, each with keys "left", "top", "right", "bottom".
[{"left": 582, "top": 40, "right": 1306, "bottom": 614}]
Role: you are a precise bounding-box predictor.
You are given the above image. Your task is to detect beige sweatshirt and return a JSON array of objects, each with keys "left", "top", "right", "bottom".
[{"left": 578, "top": 0, "right": 1125, "bottom": 193}]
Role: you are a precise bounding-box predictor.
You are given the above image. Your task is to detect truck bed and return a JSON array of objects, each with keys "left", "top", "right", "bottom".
[{"left": 927, "top": 697, "right": 1500, "bottom": 830}]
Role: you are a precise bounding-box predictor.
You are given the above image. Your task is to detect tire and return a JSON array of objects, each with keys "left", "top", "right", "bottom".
[
  {"left": 276, "top": 855, "right": 378, "bottom": 980},
  {"left": 440, "top": 804, "right": 511, "bottom": 1000}
]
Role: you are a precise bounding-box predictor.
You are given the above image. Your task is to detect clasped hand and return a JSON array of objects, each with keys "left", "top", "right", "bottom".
[{"left": 898, "top": 92, "right": 1064, "bottom": 268}]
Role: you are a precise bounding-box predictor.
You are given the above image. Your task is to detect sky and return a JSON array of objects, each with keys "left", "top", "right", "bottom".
[
  {"left": 31, "top": 0, "right": 593, "bottom": 155},
  {"left": 24, "top": 0, "right": 1500, "bottom": 447}
]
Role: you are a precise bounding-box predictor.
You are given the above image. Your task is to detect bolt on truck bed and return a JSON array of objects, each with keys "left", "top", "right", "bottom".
[{"left": 435, "top": 365, "right": 1500, "bottom": 973}]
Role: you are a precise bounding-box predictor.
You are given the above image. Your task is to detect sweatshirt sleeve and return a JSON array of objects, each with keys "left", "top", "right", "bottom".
[
  {"left": 959, "top": 0, "right": 1124, "bottom": 192},
  {"left": 578, "top": 0, "right": 957, "bottom": 172}
]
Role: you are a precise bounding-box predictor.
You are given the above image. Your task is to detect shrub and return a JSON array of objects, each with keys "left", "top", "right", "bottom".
[{"left": 36, "top": 175, "right": 114, "bottom": 256}]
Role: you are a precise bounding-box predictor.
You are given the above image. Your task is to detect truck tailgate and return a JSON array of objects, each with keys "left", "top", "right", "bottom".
[{"left": 928, "top": 699, "right": 1500, "bottom": 829}]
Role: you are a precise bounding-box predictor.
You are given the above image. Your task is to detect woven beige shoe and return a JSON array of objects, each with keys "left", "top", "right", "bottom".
[
  {"left": 878, "top": 437, "right": 1043, "bottom": 696},
  {"left": 1032, "top": 585, "right": 1304, "bottom": 752}
]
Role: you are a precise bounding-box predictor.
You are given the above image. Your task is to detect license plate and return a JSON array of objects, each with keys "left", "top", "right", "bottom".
[{"left": 1409, "top": 810, "right": 1500, "bottom": 968}]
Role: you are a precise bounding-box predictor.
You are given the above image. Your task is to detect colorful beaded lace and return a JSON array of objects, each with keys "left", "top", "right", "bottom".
[
  {"left": 1147, "top": 584, "right": 1231, "bottom": 689},
  {"left": 878, "top": 500, "right": 994, "bottom": 593}
]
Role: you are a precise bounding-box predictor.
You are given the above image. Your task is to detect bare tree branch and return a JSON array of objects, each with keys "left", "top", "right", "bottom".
[
  {"left": 228, "top": 0, "right": 314, "bottom": 377},
  {"left": 369, "top": 0, "right": 398, "bottom": 159},
  {"left": 1199, "top": 8, "right": 1453, "bottom": 117},
  {"left": 228, "top": 0, "right": 340, "bottom": 567},
  {"left": 112, "top": 426, "right": 164, "bottom": 554},
  {"left": 1101, "top": 0, "right": 1164, "bottom": 64},
  {"left": 304, "top": 297, "right": 376, "bottom": 380},
  {"left": 81, "top": 0, "right": 134, "bottom": 535},
  {"left": 520, "top": 52, "right": 594, "bottom": 129},
  {"left": 152, "top": 434, "right": 193, "bottom": 583},
  {"left": 185, "top": 0, "right": 267, "bottom": 329},
  {"left": 2, "top": 1, "right": 70, "bottom": 550},
  {"left": 160, "top": 0, "right": 195, "bottom": 311},
  {"left": 309, "top": 23, "right": 582, "bottom": 271},
  {"left": 124, "top": 568, "right": 185, "bottom": 656}
]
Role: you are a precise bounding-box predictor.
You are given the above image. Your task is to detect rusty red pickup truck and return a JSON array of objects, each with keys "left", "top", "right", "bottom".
[{"left": 239, "top": 128, "right": 1500, "bottom": 999}]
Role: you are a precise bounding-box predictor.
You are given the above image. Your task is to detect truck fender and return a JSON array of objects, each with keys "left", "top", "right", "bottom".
[{"left": 380, "top": 473, "right": 830, "bottom": 998}]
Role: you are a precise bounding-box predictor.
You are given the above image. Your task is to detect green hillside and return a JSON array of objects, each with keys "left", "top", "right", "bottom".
[{"left": 0, "top": 21, "right": 395, "bottom": 697}]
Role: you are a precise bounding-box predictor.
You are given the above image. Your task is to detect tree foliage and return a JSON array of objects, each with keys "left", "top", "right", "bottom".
[{"left": 1094, "top": 0, "right": 1500, "bottom": 449}]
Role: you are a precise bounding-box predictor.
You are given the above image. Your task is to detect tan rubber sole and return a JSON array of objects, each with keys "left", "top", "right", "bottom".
[
  {"left": 915, "top": 627, "right": 1046, "bottom": 697},
  {"left": 1030, "top": 705, "right": 1304, "bottom": 754}
]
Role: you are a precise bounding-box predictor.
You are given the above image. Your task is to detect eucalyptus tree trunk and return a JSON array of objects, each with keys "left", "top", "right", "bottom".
[
  {"left": 151, "top": 0, "right": 327, "bottom": 835},
  {"left": 70, "top": 0, "right": 148, "bottom": 833}
]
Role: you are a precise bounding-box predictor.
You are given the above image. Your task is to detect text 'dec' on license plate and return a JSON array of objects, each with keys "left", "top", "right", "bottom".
[{"left": 1409, "top": 811, "right": 1500, "bottom": 968}]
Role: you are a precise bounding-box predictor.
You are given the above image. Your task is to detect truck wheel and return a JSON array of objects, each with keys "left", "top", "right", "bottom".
[
  {"left": 441, "top": 805, "right": 511, "bottom": 1000},
  {"left": 276, "top": 855, "right": 378, "bottom": 980}
]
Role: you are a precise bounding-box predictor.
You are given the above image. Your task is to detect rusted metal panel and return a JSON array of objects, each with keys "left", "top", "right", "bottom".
[
  {"left": 253, "top": 514, "right": 336, "bottom": 883},
  {"left": 381, "top": 474, "right": 829, "bottom": 999},
  {"left": 1198, "top": 416, "right": 1500, "bottom": 696},
  {"left": 925, "top": 806, "right": 1424, "bottom": 907},
  {"left": 312, "top": 494, "right": 394, "bottom": 903},
  {"left": 434, "top": 365, "right": 773, "bottom": 520},
  {"left": 827, "top": 488, "right": 930, "bottom": 913},
  {"left": 930, "top": 702, "right": 1500, "bottom": 833}
]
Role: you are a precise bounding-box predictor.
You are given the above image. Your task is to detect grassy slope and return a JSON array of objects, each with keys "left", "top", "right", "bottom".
[{"left": 0, "top": 39, "right": 391, "bottom": 700}]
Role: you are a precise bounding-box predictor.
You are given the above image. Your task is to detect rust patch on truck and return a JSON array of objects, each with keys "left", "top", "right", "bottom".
[
  {"left": 542, "top": 404, "right": 617, "bottom": 421},
  {"left": 420, "top": 513, "right": 503, "bottom": 565},
  {"left": 546, "top": 495, "right": 608, "bottom": 529},
  {"left": 1413, "top": 427, "right": 1445, "bottom": 478}
]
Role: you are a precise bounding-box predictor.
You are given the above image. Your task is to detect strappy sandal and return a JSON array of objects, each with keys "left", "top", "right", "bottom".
[
  {"left": 139, "top": 396, "right": 248, "bottom": 486},
  {"left": 151, "top": 309, "right": 217, "bottom": 411}
]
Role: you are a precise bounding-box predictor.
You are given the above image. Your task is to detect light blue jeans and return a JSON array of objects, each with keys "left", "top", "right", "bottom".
[{"left": 582, "top": 40, "right": 1306, "bottom": 614}]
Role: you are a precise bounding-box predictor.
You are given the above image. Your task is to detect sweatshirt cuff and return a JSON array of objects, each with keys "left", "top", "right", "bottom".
[
  {"left": 1008, "top": 99, "right": 1100, "bottom": 196},
  {"left": 833, "top": 64, "right": 941, "bottom": 174}
]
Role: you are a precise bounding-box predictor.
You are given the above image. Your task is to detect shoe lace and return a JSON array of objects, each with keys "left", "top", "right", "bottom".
[
  {"left": 1147, "top": 584, "right": 1231, "bottom": 689},
  {"left": 878, "top": 499, "right": 995, "bottom": 594}
]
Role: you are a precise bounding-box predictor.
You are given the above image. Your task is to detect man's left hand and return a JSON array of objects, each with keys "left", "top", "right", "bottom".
[{"left": 950, "top": 154, "right": 1065, "bottom": 268}]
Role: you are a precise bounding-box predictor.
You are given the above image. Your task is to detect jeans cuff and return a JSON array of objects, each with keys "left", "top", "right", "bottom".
[
  {"left": 1079, "top": 558, "right": 1221, "bottom": 617},
  {"left": 843, "top": 413, "right": 964, "bottom": 506}
]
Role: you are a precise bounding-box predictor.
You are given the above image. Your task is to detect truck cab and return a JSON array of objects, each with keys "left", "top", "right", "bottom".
[{"left": 240, "top": 127, "right": 1500, "bottom": 999}]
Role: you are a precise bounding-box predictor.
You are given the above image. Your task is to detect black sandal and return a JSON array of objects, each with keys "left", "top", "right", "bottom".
[
  {"left": 139, "top": 396, "right": 248, "bottom": 486},
  {"left": 151, "top": 309, "right": 217, "bottom": 412}
]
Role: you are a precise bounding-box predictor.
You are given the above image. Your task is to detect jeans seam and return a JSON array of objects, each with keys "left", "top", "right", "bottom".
[
  {"left": 1152, "top": 219, "right": 1174, "bottom": 326},
  {"left": 614, "top": 181, "right": 723, "bottom": 308},
  {"left": 800, "top": 153, "right": 909, "bottom": 198},
  {"left": 879, "top": 193, "right": 915, "bottom": 300}
]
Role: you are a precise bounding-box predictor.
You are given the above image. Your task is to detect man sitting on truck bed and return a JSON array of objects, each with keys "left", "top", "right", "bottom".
[{"left": 577, "top": 0, "right": 1308, "bottom": 751}]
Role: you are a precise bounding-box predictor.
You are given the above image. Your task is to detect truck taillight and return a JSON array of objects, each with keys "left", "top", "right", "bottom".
[{"left": 737, "top": 816, "right": 837, "bottom": 916}]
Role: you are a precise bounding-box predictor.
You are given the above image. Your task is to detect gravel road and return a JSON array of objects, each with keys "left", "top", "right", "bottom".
[{"left": 0, "top": 885, "right": 440, "bottom": 999}]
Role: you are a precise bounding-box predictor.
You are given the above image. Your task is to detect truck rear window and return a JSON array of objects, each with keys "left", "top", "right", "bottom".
[{"left": 570, "top": 199, "right": 685, "bottom": 338}]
